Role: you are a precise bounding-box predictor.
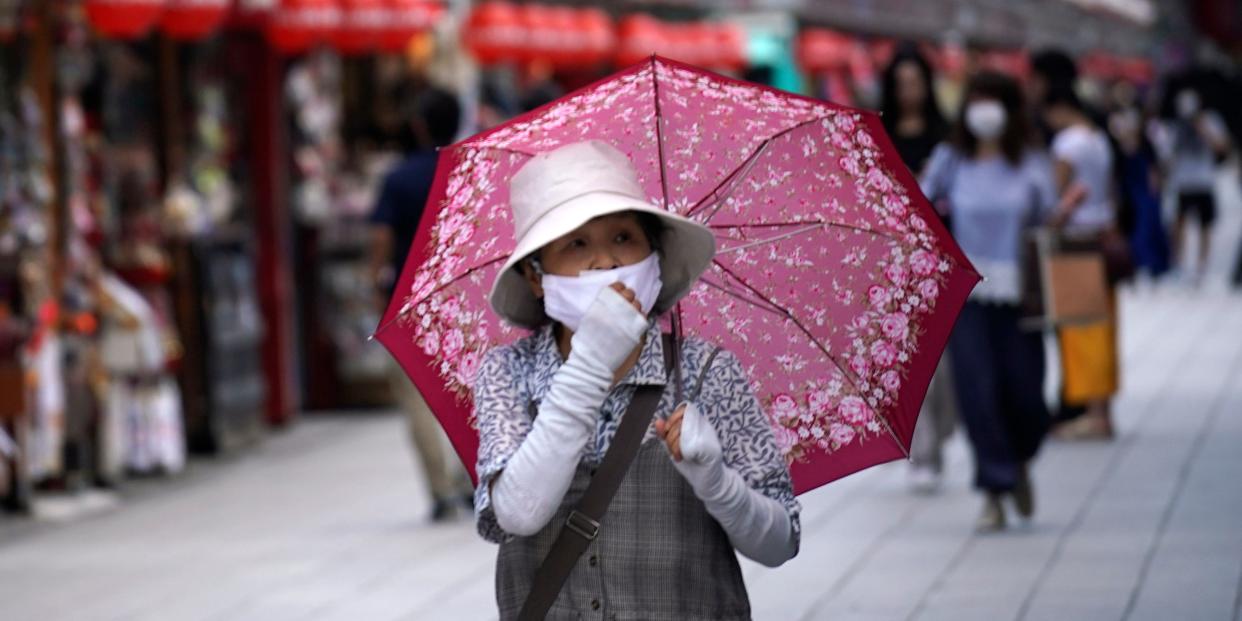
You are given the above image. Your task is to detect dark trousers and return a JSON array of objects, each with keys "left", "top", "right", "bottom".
[{"left": 949, "top": 302, "right": 1049, "bottom": 493}]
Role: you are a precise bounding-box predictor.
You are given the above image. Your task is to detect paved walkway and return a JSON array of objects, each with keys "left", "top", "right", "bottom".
[
  {"left": 3, "top": 163, "right": 1242, "bottom": 621},
  {"left": 1, "top": 284, "right": 1240, "bottom": 621}
]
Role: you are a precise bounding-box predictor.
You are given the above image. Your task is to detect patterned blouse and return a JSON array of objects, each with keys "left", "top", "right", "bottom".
[{"left": 472, "top": 320, "right": 801, "bottom": 546}]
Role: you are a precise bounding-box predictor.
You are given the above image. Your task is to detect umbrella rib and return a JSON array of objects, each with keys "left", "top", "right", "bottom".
[
  {"left": 717, "top": 224, "right": 824, "bottom": 255},
  {"left": 369, "top": 255, "right": 508, "bottom": 338},
  {"left": 651, "top": 57, "right": 673, "bottom": 212},
  {"left": 710, "top": 259, "right": 909, "bottom": 458},
  {"left": 699, "top": 276, "right": 789, "bottom": 318},
  {"left": 457, "top": 144, "right": 538, "bottom": 158},
  {"left": 685, "top": 113, "right": 836, "bottom": 219},
  {"left": 711, "top": 220, "right": 939, "bottom": 255}
]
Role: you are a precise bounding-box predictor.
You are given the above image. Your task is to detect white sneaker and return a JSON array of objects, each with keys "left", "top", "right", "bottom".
[{"left": 908, "top": 465, "right": 942, "bottom": 494}]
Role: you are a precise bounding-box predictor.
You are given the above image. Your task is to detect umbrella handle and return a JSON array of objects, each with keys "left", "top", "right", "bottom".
[{"left": 670, "top": 309, "right": 684, "bottom": 406}]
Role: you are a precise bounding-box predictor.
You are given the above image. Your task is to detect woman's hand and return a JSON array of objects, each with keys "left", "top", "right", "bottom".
[
  {"left": 608, "top": 282, "right": 642, "bottom": 314},
  {"left": 654, "top": 404, "right": 687, "bottom": 462},
  {"left": 655, "top": 402, "right": 722, "bottom": 465}
]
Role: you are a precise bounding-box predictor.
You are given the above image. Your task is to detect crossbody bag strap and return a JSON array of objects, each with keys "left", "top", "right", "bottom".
[{"left": 516, "top": 334, "right": 676, "bottom": 621}]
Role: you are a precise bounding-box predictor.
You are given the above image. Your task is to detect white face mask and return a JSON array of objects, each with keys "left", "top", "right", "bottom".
[
  {"left": 965, "top": 100, "right": 1007, "bottom": 141},
  {"left": 540, "top": 252, "right": 663, "bottom": 332}
]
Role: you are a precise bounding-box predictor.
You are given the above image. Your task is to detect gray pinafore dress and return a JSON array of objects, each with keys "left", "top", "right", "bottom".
[{"left": 495, "top": 438, "right": 751, "bottom": 620}]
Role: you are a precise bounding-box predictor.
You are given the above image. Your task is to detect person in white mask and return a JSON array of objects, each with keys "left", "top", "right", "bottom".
[
  {"left": 920, "top": 72, "right": 1057, "bottom": 532},
  {"left": 473, "top": 140, "right": 799, "bottom": 620}
]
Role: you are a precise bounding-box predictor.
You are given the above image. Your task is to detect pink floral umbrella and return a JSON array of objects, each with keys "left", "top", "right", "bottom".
[{"left": 375, "top": 56, "right": 979, "bottom": 495}]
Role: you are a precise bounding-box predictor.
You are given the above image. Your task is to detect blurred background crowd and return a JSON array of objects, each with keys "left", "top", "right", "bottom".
[{"left": 0, "top": 0, "right": 1239, "bottom": 529}]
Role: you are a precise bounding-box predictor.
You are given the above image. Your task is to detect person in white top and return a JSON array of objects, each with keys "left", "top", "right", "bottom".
[
  {"left": 1043, "top": 86, "right": 1115, "bottom": 233},
  {"left": 1154, "top": 88, "right": 1231, "bottom": 281},
  {"left": 1041, "top": 84, "right": 1121, "bottom": 441}
]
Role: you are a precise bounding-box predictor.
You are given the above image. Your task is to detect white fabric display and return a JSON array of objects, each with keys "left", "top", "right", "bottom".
[
  {"left": 540, "top": 253, "right": 662, "bottom": 333},
  {"left": 98, "top": 272, "right": 186, "bottom": 474},
  {"left": 29, "top": 335, "right": 65, "bottom": 480},
  {"left": 671, "top": 402, "right": 798, "bottom": 567},
  {"left": 491, "top": 286, "right": 650, "bottom": 536},
  {"left": 99, "top": 273, "right": 165, "bottom": 375}
]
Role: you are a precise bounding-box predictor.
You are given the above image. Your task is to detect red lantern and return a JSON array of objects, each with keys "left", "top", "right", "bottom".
[
  {"left": 796, "top": 29, "right": 852, "bottom": 73},
  {"left": 1119, "top": 57, "right": 1154, "bottom": 84},
  {"left": 383, "top": 0, "right": 443, "bottom": 53},
  {"left": 713, "top": 24, "right": 747, "bottom": 71},
  {"left": 572, "top": 8, "right": 613, "bottom": 67},
  {"left": 672, "top": 23, "right": 713, "bottom": 66},
  {"left": 230, "top": 0, "right": 277, "bottom": 28},
  {"left": 161, "top": 0, "right": 230, "bottom": 41},
  {"left": 463, "top": 1, "right": 523, "bottom": 65},
  {"left": 868, "top": 38, "right": 897, "bottom": 69},
  {"left": 515, "top": 4, "right": 557, "bottom": 64},
  {"left": 268, "top": 0, "right": 340, "bottom": 54},
  {"left": 615, "top": 14, "right": 665, "bottom": 67},
  {"left": 85, "top": 0, "right": 166, "bottom": 39},
  {"left": 335, "top": 0, "right": 388, "bottom": 55}
]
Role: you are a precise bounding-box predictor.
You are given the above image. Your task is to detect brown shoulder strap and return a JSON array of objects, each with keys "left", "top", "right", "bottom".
[{"left": 517, "top": 334, "right": 675, "bottom": 620}]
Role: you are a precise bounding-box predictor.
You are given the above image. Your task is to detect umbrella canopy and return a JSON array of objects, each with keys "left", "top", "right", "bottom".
[{"left": 375, "top": 56, "right": 979, "bottom": 495}]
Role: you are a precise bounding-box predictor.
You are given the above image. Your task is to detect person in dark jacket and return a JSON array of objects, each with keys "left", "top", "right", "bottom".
[{"left": 370, "top": 87, "right": 473, "bottom": 521}]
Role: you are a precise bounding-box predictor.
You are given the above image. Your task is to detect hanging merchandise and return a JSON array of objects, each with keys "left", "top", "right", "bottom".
[
  {"left": 286, "top": 50, "right": 344, "bottom": 224},
  {"left": 84, "top": 0, "right": 167, "bottom": 39},
  {"left": 97, "top": 272, "right": 186, "bottom": 475},
  {"left": 165, "top": 83, "right": 237, "bottom": 237},
  {"left": 268, "top": 0, "right": 341, "bottom": 55},
  {"left": 160, "top": 0, "right": 230, "bottom": 41},
  {"left": 25, "top": 302, "right": 65, "bottom": 482}
]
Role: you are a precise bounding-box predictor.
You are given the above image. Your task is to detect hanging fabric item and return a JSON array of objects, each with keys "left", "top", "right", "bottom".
[
  {"left": 98, "top": 273, "right": 185, "bottom": 475},
  {"left": 27, "top": 329, "right": 65, "bottom": 481}
]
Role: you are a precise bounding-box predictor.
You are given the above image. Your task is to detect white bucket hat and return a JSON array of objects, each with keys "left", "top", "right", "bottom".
[{"left": 488, "top": 140, "right": 716, "bottom": 328}]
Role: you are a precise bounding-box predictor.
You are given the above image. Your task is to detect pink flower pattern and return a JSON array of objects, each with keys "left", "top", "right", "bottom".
[{"left": 380, "top": 58, "right": 966, "bottom": 485}]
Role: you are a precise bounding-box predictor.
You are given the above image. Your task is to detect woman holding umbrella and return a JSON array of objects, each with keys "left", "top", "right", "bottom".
[
  {"left": 920, "top": 72, "right": 1057, "bottom": 531},
  {"left": 472, "top": 140, "right": 799, "bottom": 619}
]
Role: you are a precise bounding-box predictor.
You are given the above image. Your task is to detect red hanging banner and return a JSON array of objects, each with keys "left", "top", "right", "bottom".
[
  {"left": 161, "top": 0, "right": 230, "bottom": 40},
  {"left": 85, "top": 0, "right": 166, "bottom": 39},
  {"left": 267, "top": 0, "right": 340, "bottom": 54}
]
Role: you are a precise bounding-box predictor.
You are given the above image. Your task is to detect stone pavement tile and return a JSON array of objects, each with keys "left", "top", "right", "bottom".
[
  {"left": 1125, "top": 362, "right": 1242, "bottom": 621},
  {"left": 1126, "top": 552, "right": 1241, "bottom": 621},
  {"left": 1016, "top": 294, "right": 1237, "bottom": 619},
  {"left": 912, "top": 314, "right": 1202, "bottom": 621},
  {"left": 742, "top": 464, "right": 932, "bottom": 620}
]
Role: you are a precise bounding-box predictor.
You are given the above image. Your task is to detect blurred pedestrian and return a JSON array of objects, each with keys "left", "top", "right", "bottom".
[
  {"left": 880, "top": 45, "right": 956, "bottom": 493},
  {"left": 1108, "top": 105, "right": 1170, "bottom": 281},
  {"left": 1028, "top": 49, "right": 1081, "bottom": 143},
  {"left": 1042, "top": 85, "right": 1125, "bottom": 441},
  {"left": 370, "top": 87, "right": 473, "bottom": 522},
  {"left": 1157, "top": 87, "right": 1231, "bottom": 283},
  {"left": 473, "top": 142, "right": 798, "bottom": 618},
  {"left": 921, "top": 72, "right": 1056, "bottom": 531}
]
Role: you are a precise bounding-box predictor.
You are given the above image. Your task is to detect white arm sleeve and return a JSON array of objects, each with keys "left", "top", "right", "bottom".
[
  {"left": 491, "top": 288, "right": 649, "bottom": 537},
  {"left": 673, "top": 402, "right": 797, "bottom": 567}
]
